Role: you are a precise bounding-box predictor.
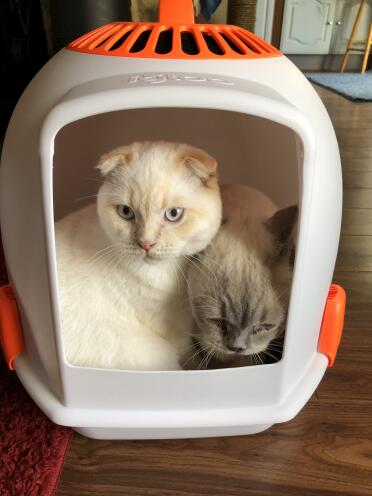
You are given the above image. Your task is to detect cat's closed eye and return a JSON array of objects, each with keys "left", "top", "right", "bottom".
[
  {"left": 252, "top": 323, "right": 274, "bottom": 335},
  {"left": 209, "top": 318, "right": 229, "bottom": 336}
]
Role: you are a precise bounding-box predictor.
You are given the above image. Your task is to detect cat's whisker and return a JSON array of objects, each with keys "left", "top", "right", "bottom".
[
  {"left": 183, "top": 342, "right": 211, "bottom": 368},
  {"left": 188, "top": 253, "right": 219, "bottom": 270},
  {"left": 192, "top": 293, "right": 219, "bottom": 305},
  {"left": 97, "top": 250, "right": 123, "bottom": 270},
  {"left": 183, "top": 255, "right": 215, "bottom": 289},
  {"left": 261, "top": 349, "right": 278, "bottom": 362},
  {"left": 84, "top": 177, "right": 128, "bottom": 201},
  {"left": 85, "top": 176, "right": 124, "bottom": 190},
  {"left": 74, "top": 192, "right": 120, "bottom": 203},
  {"left": 267, "top": 340, "right": 284, "bottom": 349},
  {"left": 203, "top": 349, "right": 216, "bottom": 369},
  {"left": 195, "top": 342, "right": 217, "bottom": 370},
  {"left": 111, "top": 248, "right": 126, "bottom": 271},
  {"left": 92, "top": 244, "right": 139, "bottom": 270},
  {"left": 87, "top": 244, "right": 121, "bottom": 265},
  {"left": 183, "top": 347, "right": 203, "bottom": 368},
  {"left": 174, "top": 260, "right": 191, "bottom": 294},
  {"left": 187, "top": 331, "right": 203, "bottom": 339},
  {"left": 169, "top": 262, "right": 185, "bottom": 295},
  {"left": 254, "top": 352, "right": 264, "bottom": 365},
  {"left": 184, "top": 254, "right": 207, "bottom": 274},
  {"left": 267, "top": 342, "right": 283, "bottom": 351},
  {"left": 185, "top": 254, "right": 219, "bottom": 287},
  {"left": 205, "top": 349, "right": 217, "bottom": 369},
  {"left": 90, "top": 248, "right": 122, "bottom": 267}
]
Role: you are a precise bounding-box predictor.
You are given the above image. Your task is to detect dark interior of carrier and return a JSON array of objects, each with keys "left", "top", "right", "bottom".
[{"left": 53, "top": 107, "right": 301, "bottom": 368}]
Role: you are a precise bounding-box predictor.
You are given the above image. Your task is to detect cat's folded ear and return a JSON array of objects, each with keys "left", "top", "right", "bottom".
[
  {"left": 266, "top": 205, "right": 298, "bottom": 255},
  {"left": 96, "top": 146, "right": 133, "bottom": 176},
  {"left": 181, "top": 147, "right": 218, "bottom": 185}
]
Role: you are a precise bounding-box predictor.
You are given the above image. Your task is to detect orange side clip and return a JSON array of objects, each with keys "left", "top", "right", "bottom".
[
  {"left": 318, "top": 284, "right": 346, "bottom": 367},
  {"left": 0, "top": 285, "right": 24, "bottom": 370}
]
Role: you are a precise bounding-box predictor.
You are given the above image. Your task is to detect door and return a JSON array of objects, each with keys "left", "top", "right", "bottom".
[
  {"left": 331, "top": 0, "right": 372, "bottom": 54},
  {"left": 280, "top": 0, "right": 337, "bottom": 54}
]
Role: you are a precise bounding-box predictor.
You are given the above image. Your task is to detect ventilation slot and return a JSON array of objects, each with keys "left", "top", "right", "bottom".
[
  {"left": 95, "top": 34, "right": 115, "bottom": 49},
  {"left": 72, "top": 24, "right": 114, "bottom": 48},
  {"left": 328, "top": 286, "right": 339, "bottom": 300},
  {"left": 129, "top": 29, "right": 152, "bottom": 53},
  {"left": 202, "top": 33, "right": 224, "bottom": 55},
  {"left": 108, "top": 29, "right": 135, "bottom": 51},
  {"left": 181, "top": 31, "right": 199, "bottom": 55},
  {"left": 220, "top": 33, "right": 245, "bottom": 54},
  {"left": 233, "top": 32, "right": 261, "bottom": 54},
  {"left": 155, "top": 29, "right": 173, "bottom": 54}
]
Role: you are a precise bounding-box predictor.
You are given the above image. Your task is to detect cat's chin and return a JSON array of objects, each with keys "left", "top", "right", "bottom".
[
  {"left": 204, "top": 346, "right": 257, "bottom": 360},
  {"left": 142, "top": 253, "right": 179, "bottom": 264}
]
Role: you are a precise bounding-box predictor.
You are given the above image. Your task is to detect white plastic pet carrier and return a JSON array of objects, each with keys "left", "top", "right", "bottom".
[{"left": 0, "top": 0, "right": 346, "bottom": 439}]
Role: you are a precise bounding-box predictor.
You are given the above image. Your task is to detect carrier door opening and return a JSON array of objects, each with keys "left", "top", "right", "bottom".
[{"left": 53, "top": 108, "right": 301, "bottom": 371}]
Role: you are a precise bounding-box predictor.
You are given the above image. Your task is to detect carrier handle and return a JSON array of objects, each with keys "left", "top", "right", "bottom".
[
  {"left": 0, "top": 285, "right": 24, "bottom": 370},
  {"left": 318, "top": 284, "right": 346, "bottom": 367},
  {"left": 158, "top": 0, "right": 195, "bottom": 24}
]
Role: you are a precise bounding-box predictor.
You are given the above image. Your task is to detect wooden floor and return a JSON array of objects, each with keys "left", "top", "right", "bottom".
[{"left": 56, "top": 86, "right": 372, "bottom": 496}]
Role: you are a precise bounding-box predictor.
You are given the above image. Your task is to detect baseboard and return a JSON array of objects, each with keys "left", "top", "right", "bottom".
[{"left": 287, "top": 54, "right": 369, "bottom": 72}]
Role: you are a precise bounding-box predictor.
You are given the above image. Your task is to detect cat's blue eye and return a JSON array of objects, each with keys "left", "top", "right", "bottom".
[
  {"left": 117, "top": 205, "right": 135, "bottom": 221},
  {"left": 164, "top": 207, "right": 184, "bottom": 222}
]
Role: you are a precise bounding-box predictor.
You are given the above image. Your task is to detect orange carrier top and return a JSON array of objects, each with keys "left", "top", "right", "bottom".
[{"left": 67, "top": 0, "right": 281, "bottom": 60}]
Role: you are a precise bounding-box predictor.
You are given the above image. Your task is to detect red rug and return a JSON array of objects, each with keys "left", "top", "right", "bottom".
[{"left": 0, "top": 236, "right": 73, "bottom": 496}]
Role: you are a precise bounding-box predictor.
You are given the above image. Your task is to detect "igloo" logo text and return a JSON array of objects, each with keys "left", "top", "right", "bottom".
[{"left": 127, "top": 73, "right": 235, "bottom": 86}]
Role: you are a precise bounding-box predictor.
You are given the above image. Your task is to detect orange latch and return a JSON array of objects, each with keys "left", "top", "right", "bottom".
[
  {"left": 0, "top": 285, "right": 24, "bottom": 370},
  {"left": 318, "top": 284, "right": 346, "bottom": 367}
]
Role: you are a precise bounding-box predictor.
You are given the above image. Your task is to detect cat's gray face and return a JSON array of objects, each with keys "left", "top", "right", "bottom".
[
  {"left": 188, "top": 206, "right": 297, "bottom": 361},
  {"left": 189, "top": 254, "right": 286, "bottom": 359}
]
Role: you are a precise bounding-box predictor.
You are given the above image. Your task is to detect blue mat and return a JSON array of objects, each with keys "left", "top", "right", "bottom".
[{"left": 306, "top": 71, "right": 372, "bottom": 102}]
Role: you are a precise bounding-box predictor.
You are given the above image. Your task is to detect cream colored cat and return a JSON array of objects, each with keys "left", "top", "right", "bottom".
[{"left": 55, "top": 141, "right": 221, "bottom": 370}]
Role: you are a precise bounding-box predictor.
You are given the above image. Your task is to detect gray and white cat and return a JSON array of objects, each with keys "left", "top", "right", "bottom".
[{"left": 187, "top": 184, "right": 298, "bottom": 368}]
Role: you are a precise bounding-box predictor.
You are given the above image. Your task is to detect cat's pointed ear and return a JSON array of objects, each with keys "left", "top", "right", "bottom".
[
  {"left": 181, "top": 147, "right": 218, "bottom": 185},
  {"left": 96, "top": 146, "right": 133, "bottom": 176},
  {"left": 266, "top": 205, "right": 298, "bottom": 254}
]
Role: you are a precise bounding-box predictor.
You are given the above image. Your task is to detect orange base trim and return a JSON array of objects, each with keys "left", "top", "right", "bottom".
[
  {"left": 318, "top": 284, "right": 346, "bottom": 367},
  {"left": 0, "top": 285, "right": 24, "bottom": 370}
]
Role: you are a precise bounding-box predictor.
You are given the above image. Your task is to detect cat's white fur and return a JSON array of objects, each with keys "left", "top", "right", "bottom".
[{"left": 55, "top": 141, "right": 221, "bottom": 370}]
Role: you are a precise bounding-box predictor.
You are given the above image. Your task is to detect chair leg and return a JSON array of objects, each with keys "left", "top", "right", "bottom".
[
  {"left": 340, "top": 50, "right": 351, "bottom": 73},
  {"left": 341, "top": 0, "right": 366, "bottom": 72},
  {"left": 361, "top": 23, "right": 372, "bottom": 74}
]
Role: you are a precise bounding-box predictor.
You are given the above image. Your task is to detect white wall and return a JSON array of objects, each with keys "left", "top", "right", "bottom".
[{"left": 53, "top": 108, "right": 299, "bottom": 220}]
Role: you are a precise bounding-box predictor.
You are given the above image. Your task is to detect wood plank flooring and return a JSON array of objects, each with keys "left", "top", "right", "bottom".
[{"left": 56, "top": 86, "right": 372, "bottom": 496}]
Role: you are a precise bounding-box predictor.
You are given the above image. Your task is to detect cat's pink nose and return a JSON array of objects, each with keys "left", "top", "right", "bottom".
[{"left": 138, "top": 239, "right": 156, "bottom": 252}]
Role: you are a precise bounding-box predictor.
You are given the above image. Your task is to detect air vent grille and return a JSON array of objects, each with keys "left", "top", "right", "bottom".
[{"left": 67, "top": 22, "right": 281, "bottom": 59}]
